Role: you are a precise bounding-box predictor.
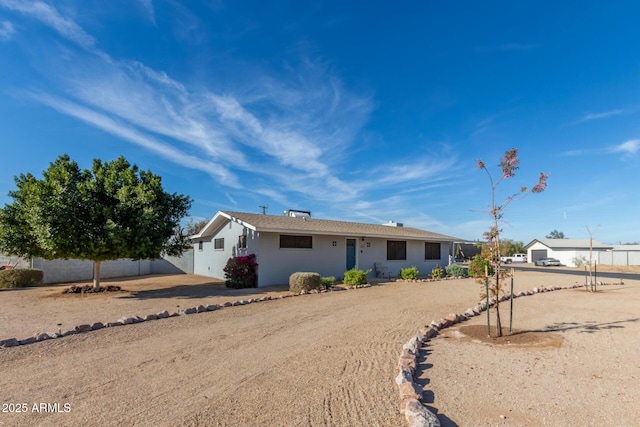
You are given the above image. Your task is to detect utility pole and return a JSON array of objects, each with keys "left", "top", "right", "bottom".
[{"left": 259, "top": 205, "right": 268, "bottom": 215}]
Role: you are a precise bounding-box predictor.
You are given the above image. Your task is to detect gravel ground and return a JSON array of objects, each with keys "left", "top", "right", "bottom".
[{"left": 0, "top": 268, "right": 638, "bottom": 426}]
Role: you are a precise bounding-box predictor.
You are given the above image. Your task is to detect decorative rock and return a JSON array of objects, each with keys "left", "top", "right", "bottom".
[
  {"left": 196, "top": 305, "right": 207, "bottom": 313},
  {"left": 156, "top": 310, "right": 170, "bottom": 319},
  {"left": 439, "top": 318, "right": 452, "bottom": 329},
  {"left": 396, "top": 368, "right": 413, "bottom": 385},
  {"left": 19, "top": 337, "right": 37, "bottom": 345},
  {"left": 36, "top": 333, "right": 51, "bottom": 342},
  {"left": 180, "top": 307, "right": 197, "bottom": 315},
  {"left": 0, "top": 338, "right": 19, "bottom": 348},
  {"left": 62, "top": 330, "right": 77, "bottom": 337},
  {"left": 91, "top": 322, "right": 105, "bottom": 330},
  {"left": 398, "top": 381, "right": 423, "bottom": 400},
  {"left": 75, "top": 324, "right": 92, "bottom": 333},
  {"left": 464, "top": 308, "right": 476, "bottom": 318},
  {"left": 517, "top": 291, "right": 526, "bottom": 297},
  {"left": 445, "top": 313, "right": 458, "bottom": 324},
  {"left": 425, "top": 327, "right": 438, "bottom": 339},
  {"left": 402, "top": 398, "right": 441, "bottom": 427},
  {"left": 532, "top": 287, "right": 539, "bottom": 293},
  {"left": 107, "top": 321, "right": 123, "bottom": 327},
  {"left": 145, "top": 314, "right": 159, "bottom": 321},
  {"left": 430, "top": 320, "right": 442, "bottom": 330},
  {"left": 223, "top": 302, "right": 233, "bottom": 307},
  {"left": 169, "top": 312, "right": 180, "bottom": 317},
  {"left": 206, "top": 304, "right": 219, "bottom": 311}
]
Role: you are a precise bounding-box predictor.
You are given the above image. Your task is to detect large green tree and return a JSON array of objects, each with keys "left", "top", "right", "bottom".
[{"left": 0, "top": 155, "right": 192, "bottom": 290}]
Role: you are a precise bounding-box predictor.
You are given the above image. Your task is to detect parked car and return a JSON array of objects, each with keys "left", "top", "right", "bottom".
[
  {"left": 535, "top": 257, "right": 561, "bottom": 266},
  {"left": 500, "top": 253, "right": 527, "bottom": 264}
]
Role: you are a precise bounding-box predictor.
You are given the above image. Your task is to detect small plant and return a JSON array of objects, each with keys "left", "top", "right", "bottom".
[
  {"left": 468, "top": 254, "right": 493, "bottom": 278},
  {"left": 289, "top": 272, "right": 321, "bottom": 292},
  {"left": 572, "top": 255, "right": 587, "bottom": 268},
  {"left": 446, "top": 263, "right": 468, "bottom": 277},
  {"left": 223, "top": 254, "right": 258, "bottom": 289},
  {"left": 320, "top": 276, "right": 336, "bottom": 289},
  {"left": 0, "top": 268, "right": 43, "bottom": 288},
  {"left": 430, "top": 265, "right": 444, "bottom": 279},
  {"left": 343, "top": 268, "right": 371, "bottom": 286},
  {"left": 399, "top": 266, "right": 419, "bottom": 280}
]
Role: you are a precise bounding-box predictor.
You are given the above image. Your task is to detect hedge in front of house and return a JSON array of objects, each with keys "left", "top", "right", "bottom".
[
  {"left": 0, "top": 268, "right": 44, "bottom": 288},
  {"left": 289, "top": 272, "right": 321, "bottom": 293}
]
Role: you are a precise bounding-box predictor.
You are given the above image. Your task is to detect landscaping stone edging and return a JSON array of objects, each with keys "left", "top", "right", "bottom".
[
  {"left": 395, "top": 280, "right": 625, "bottom": 427},
  {"left": 0, "top": 284, "right": 372, "bottom": 348}
]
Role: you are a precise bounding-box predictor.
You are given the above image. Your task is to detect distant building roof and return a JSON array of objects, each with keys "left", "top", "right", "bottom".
[
  {"left": 525, "top": 238, "right": 613, "bottom": 250},
  {"left": 193, "top": 211, "right": 462, "bottom": 242}
]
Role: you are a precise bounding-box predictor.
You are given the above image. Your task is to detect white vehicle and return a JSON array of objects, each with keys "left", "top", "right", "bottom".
[{"left": 500, "top": 253, "right": 527, "bottom": 264}]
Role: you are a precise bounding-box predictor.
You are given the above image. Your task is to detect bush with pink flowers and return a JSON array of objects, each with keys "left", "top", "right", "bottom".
[{"left": 223, "top": 254, "right": 258, "bottom": 289}]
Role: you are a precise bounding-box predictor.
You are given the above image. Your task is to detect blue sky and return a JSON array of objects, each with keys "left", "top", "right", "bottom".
[{"left": 1, "top": 1, "right": 639, "bottom": 245}]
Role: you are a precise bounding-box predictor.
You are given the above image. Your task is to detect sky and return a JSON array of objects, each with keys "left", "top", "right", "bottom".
[{"left": 0, "top": 1, "right": 639, "bottom": 245}]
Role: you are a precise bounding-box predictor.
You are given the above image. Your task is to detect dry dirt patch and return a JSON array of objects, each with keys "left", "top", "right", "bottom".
[{"left": 0, "top": 270, "right": 638, "bottom": 426}]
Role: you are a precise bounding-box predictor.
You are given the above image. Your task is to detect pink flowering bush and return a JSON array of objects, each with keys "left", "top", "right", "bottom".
[{"left": 223, "top": 254, "right": 258, "bottom": 289}]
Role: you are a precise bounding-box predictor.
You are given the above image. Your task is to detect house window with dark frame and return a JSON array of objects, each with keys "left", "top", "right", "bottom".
[
  {"left": 198, "top": 241, "right": 203, "bottom": 251},
  {"left": 238, "top": 235, "right": 247, "bottom": 249},
  {"left": 214, "top": 238, "right": 224, "bottom": 250},
  {"left": 425, "top": 242, "right": 441, "bottom": 260},
  {"left": 387, "top": 240, "right": 406, "bottom": 260},
  {"left": 280, "top": 235, "right": 313, "bottom": 249}
]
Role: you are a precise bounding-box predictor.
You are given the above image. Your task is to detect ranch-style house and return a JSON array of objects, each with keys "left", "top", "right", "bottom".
[{"left": 191, "top": 210, "right": 462, "bottom": 287}]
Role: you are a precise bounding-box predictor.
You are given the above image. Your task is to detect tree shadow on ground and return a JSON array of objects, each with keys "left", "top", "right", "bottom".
[
  {"left": 117, "top": 283, "right": 290, "bottom": 300},
  {"left": 536, "top": 318, "right": 639, "bottom": 334},
  {"left": 414, "top": 344, "right": 459, "bottom": 427}
]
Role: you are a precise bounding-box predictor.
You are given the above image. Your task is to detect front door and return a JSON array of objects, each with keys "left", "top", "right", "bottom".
[{"left": 346, "top": 239, "right": 356, "bottom": 270}]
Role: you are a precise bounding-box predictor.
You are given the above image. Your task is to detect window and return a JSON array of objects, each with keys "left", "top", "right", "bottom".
[
  {"left": 238, "top": 235, "right": 247, "bottom": 249},
  {"left": 280, "top": 235, "right": 312, "bottom": 249},
  {"left": 387, "top": 240, "right": 406, "bottom": 260},
  {"left": 425, "top": 242, "right": 441, "bottom": 260},
  {"left": 214, "top": 238, "right": 224, "bottom": 250},
  {"left": 198, "top": 241, "right": 203, "bottom": 251}
]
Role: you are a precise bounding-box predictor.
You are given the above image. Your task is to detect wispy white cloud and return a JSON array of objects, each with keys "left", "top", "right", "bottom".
[
  {"left": 136, "top": 0, "right": 156, "bottom": 24},
  {"left": 578, "top": 109, "right": 623, "bottom": 122},
  {"left": 27, "top": 90, "right": 241, "bottom": 188},
  {"left": 611, "top": 139, "right": 640, "bottom": 156},
  {"left": 0, "top": 20, "right": 14, "bottom": 39},
  {"left": 0, "top": 0, "right": 96, "bottom": 49},
  {"left": 4, "top": 1, "right": 468, "bottom": 218}
]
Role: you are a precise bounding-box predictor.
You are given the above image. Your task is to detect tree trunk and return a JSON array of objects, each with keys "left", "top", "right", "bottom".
[
  {"left": 93, "top": 260, "right": 101, "bottom": 291},
  {"left": 495, "top": 303, "right": 502, "bottom": 337}
]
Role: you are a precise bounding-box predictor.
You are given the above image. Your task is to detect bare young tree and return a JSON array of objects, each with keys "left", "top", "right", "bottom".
[{"left": 477, "top": 148, "right": 549, "bottom": 337}]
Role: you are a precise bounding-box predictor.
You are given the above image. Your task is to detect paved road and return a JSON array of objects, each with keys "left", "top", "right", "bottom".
[{"left": 509, "top": 264, "right": 640, "bottom": 282}]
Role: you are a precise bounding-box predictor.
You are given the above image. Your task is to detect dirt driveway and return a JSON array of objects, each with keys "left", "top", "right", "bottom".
[{"left": 0, "top": 269, "right": 638, "bottom": 426}]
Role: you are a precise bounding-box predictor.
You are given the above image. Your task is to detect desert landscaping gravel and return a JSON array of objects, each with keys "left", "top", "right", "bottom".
[{"left": 0, "top": 268, "right": 638, "bottom": 426}]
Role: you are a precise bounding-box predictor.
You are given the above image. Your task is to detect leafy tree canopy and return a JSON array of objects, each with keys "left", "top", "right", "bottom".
[
  {"left": 0, "top": 155, "right": 192, "bottom": 288},
  {"left": 546, "top": 230, "right": 567, "bottom": 239}
]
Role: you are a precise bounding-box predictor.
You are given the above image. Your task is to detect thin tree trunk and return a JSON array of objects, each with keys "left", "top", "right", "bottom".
[
  {"left": 495, "top": 304, "right": 502, "bottom": 337},
  {"left": 93, "top": 260, "right": 101, "bottom": 291}
]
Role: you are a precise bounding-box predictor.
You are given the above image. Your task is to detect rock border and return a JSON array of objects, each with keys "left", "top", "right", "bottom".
[
  {"left": 395, "top": 280, "right": 625, "bottom": 427},
  {"left": 0, "top": 284, "right": 371, "bottom": 348}
]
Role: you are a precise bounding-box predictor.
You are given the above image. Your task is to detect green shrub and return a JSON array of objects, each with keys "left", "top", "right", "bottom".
[
  {"left": 468, "top": 254, "right": 493, "bottom": 277},
  {"left": 445, "top": 263, "right": 468, "bottom": 277},
  {"left": 289, "top": 272, "right": 321, "bottom": 293},
  {"left": 430, "top": 265, "right": 444, "bottom": 279},
  {"left": 0, "top": 268, "right": 43, "bottom": 288},
  {"left": 320, "top": 276, "right": 336, "bottom": 289},
  {"left": 343, "top": 268, "right": 371, "bottom": 287},
  {"left": 399, "top": 266, "right": 419, "bottom": 280},
  {"left": 223, "top": 254, "right": 258, "bottom": 289}
]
